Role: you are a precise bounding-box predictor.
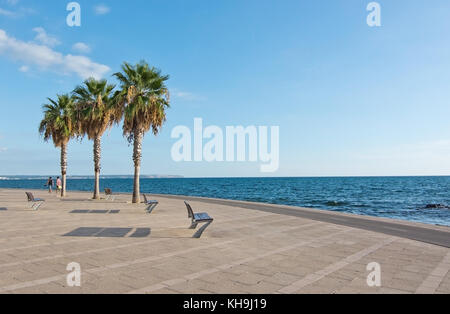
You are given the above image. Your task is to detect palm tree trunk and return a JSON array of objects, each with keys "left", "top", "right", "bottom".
[
  {"left": 60, "top": 143, "right": 68, "bottom": 197},
  {"left": 132, "top": 130, "right": 143, "bottom": 203},
  {"left": 93, "top": 135, "right": 101, "bottom": 200}
]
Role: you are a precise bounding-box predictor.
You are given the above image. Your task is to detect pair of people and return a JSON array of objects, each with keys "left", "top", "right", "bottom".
[{"left": 47, "top": 177, "right": 62, "bottom": 194}]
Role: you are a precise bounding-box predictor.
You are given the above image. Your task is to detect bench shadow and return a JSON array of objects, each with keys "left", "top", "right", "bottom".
[
  {"left": 0, "top": 208, "right": 7, "bottom": 211},
  {"left": 70, "top": 210, "right": 120, "bottom": 214},
  {"left": 62, "top": 227, "right": 204, "bottom": 239},
  {"left": 63, "top": 227, "right": 151, "bottom": 238},
  {"left": 145, "top": 228, "right": 204, "bottom": 239},
  {"left": 61, "top": 199, "right": 127, "bottom": 204}
]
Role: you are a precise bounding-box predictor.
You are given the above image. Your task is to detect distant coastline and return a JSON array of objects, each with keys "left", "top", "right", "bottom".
[
  {"left": 2, "top": 175, "right": 450, "bottom": 181},
  {"left": 0, "top": 175, "right": 184, "bottom": 180}
]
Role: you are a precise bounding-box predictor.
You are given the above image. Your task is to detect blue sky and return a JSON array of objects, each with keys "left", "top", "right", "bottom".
[{"left": 0, "top": 0, "right": 450, "bottom": 177}]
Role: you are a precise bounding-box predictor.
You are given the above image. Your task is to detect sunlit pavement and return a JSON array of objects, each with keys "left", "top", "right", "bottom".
[{"left": 0, "top": 189, "right": 449, "bottom": 294}]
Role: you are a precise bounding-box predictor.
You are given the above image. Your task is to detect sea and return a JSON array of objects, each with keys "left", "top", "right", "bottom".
[{"left": 1, "top": 176, "right": 449, "bottom": 227}]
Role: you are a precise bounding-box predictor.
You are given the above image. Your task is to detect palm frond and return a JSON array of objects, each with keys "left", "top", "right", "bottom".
[
  {"left": 113, "top": 61, "right": 170, "bottom": 141},
  {"left": 71, "top": 78, "right": 121, "bottom": 140},
  {"left": 38, "top": 94, "right": 77, "bottom": 147}
]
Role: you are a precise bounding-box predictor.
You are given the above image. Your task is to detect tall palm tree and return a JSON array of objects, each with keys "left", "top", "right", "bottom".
[
  {"left": 72, "top": 78, "right": 119, "bottom": 199},
  {"left": 114, "top": 61, "right": 170, "bottom": 203},
  {"left": 39, "top": 94, "right": 77, "bottom": 197}
]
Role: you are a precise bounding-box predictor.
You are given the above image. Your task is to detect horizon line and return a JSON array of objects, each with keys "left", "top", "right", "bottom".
[{"left": 2, "top": 174, "right": 450, "bottom": 179}]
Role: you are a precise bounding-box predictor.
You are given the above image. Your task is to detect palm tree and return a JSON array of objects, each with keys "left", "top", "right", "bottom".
[
  {"left": 114, "top": 61, "right": 170, "bottom": 203},
  {"left": 39, "top": 94, "right": 77, "bottom": 197},
  {"left": 72, "top": 78, "right": 119, "bottom": 199}
]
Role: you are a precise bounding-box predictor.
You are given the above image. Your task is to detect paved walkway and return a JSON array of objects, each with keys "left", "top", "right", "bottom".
[
  {"left": 157, "top": 194, "right": 450, "bottom": 248},
  {"left": 0, "top": 189, "right": 449, "bottom": 294}
]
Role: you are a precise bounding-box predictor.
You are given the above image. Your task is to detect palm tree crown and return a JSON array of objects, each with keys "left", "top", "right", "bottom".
[
  {"left": 72, "top": 78, "right": 119, "bottom": 139},
  {"left": 114, "top": 61, "right": 170, "bottom": 140},
  {"left": 39, "top": 94, "right": 76, "bottom": 147}
]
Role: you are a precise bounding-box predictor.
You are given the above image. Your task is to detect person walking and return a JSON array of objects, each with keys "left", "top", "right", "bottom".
[
  {"left": 47, "top": 177, "right": 53, "bottom": 194},
  {"left": 56, "top": 176, "right": 62, "bottom": 196}
]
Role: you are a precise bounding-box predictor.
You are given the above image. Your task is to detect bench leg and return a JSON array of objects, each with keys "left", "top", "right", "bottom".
[
  {"left": 189, "top": 220, "right": 198, "bottom": 229},
  {"left": 192, "top": 220, "right": 213, "bottom": 239},
  {"left": 146, "top": 204, "right": 157, "bottom": 214},
  {"left": 32, "top": 202, "right": 44, "bottom": 211}
]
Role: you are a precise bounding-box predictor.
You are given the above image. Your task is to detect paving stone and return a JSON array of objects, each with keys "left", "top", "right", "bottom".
[{"left": 0, "top": 189, "right": 448, "bottom": 294}]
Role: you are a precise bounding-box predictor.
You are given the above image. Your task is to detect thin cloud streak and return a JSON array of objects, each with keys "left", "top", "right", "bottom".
[
  {"left": 32, "top": 27, "right": 60, "bottom": 47},
  {"left": 0, "top": 8, "right": 15, "bottom": 16},
  {"left": 94, "top": 4, "right": 110, "bottom": 15},
  {"left": 173, "top": 90, "right": 206, "bottom": 101},
  {"left": 72, "top": 42, "right": 91, "bottom": 54}
]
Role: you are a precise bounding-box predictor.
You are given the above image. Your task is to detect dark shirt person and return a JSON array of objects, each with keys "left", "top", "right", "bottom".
[{"left": 47, "top": 177, "right": 53, "bottom": 193}]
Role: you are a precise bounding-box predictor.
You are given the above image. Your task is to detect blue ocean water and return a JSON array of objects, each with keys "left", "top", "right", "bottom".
[{"left": 1, "top": 176, "right": 450, "bottom": 226}]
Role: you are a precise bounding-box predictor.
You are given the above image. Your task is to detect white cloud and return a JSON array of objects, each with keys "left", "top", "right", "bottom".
[
  {"left": 0, "top": 3, "right": 34, "bottom": 18},
  {"left": 0, "top": 147, "right": 7, "bottom": 152},
  {"left": 0, "top": 29, "right": 110, "bottom": 79},
  {"left": 19, "top": 65, "right": 28, "bottom": 72},
  {"left": 72, "top": 42, "right": 91, "bottom": 54},
  {"left": 173, "top": 90, "right": 206, "bottom": 101},
  {"left": 94, "top": 4, "right": 110, "bottom": 15},
  {"left": 64, "top": 54, "right": 110, "bottom": 80},
  {"left": 0, "top": 8, "right": 15, "bottom": 16},
  {"left": 32, "top": 27, "right": 60, "bottom": 47}
]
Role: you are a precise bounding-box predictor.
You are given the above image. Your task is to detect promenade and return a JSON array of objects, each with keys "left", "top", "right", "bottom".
[{"left": 0, "top": 189, "right": 449, "bottom": 294}]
